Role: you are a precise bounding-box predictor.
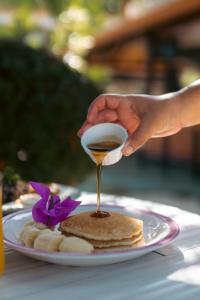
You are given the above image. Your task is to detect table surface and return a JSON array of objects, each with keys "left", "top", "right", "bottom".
[{"left": 1, "top": 192, "right": 200, "bottom": 300}]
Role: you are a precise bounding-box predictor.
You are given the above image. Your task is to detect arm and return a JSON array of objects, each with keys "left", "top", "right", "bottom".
[
  {"left": 176, "top": 79, "right": 200, "bottom": 128},
  {"left": 78, "top": 79, "right": 200, "bottom": 156}
]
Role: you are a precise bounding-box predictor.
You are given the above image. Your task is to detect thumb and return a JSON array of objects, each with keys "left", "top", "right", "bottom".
[{"left": 122, "top": 119, "right": 152, "bottom": 156}]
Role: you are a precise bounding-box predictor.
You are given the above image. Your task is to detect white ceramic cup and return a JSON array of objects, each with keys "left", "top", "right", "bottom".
[{"left": 81, "top": 123, "right": 128, "bottom": 166}]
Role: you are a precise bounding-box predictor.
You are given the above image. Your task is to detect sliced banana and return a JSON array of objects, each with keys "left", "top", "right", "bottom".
[
  {"left": 59, "top": 237, "right": 94, "bottom": 254},
  {"left": 20, "top": 222, "right": 49, "bottom": 247},
  {"left": 34, "top": 231, "right": 64, "bottom": 252},
  {"left": 24, "top": 221, "right": 35, "bottom": 227},
  {"left": 35, "top": 223, "right": 48, "bottom": 230},
  {"left": 20, "top": 221, "right": 93, "bottom": 254},
  {"left": 20, "top": 224, "right": 40, "bottom": 248}
]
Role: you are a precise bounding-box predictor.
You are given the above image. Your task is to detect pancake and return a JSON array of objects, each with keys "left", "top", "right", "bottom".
[
  {"left": 64, "top": 231, "right": 143, "bottom": 248},
  {"left": 60, "top": 211, "right": 144, "bottom": 250},
  {"left": 94, "top": 237, "right": 145, "bottom": 253}
]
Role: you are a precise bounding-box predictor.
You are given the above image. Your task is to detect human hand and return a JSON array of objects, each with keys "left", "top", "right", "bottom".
[{"left": 78, "top": 93, "right": 182, "bottom": 156}]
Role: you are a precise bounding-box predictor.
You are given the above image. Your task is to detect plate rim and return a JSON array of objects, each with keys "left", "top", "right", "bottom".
[{"left": 3, "top": 204, "right": 180, "bottom": 258}]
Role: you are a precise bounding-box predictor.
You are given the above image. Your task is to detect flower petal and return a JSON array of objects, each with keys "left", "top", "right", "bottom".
[
  {"left": 52, "top": 194, "right": 60, "bottom": 206},
  {"left": 31, "top": 182, "right": 81, "bottom": 227},
  {"left": 47, "top": 198, "right": 81, "bottom": 226},
  {"left": 47, "top": 216, "right": 64, "bottom": 226},
  {"left": 32, "top": 199, "right": 49, "bottom": 224},
  {"left": 61, "top": 197, "right": 81, "bottom": 214},
  {"left": 30, "top": 181, "right": 50, "bottom": 201}
]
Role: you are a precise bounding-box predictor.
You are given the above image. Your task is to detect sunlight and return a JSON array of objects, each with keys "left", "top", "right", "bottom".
[
  {"left": 169, "top": 265, "right": 200, "bottom": 286},
  {"left": 68, "top": 33, "right": 94, "bottom": 53},
  {"left": 63, "top": 53, "right": 85, "bottom": 70},
  {"left": 0, "top": 10, "right": 13, "bottom": 25},
  {"left": 59, "top": 7, "right": 89, "bottom": 24},
  {"left": 169, "top": 249, "right": 200, "bottom": 286}
]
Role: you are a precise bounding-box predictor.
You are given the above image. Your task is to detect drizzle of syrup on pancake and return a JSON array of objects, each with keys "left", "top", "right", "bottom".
[{"left": 87, "top": 140, "right": 121, "bottom": 218}]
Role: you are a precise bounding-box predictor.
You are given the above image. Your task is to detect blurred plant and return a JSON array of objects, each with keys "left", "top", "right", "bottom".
[
  {"left": 180, "top": 66, "right": 200, "bottom": 87},
  {"left": 0, "top": 0, "right": 117, "bottom": 83},
  {"left": 2, "top": 167, "right": 20, "bottom": 203},
  {"left": 0, "top": 39, "right": 100, "bottom": 184},
  {"left": 3, "top": 167, "right": 20, "bottom": 186},
  {"left": 0, "top": 1, "right": 109, "bottom": 48},
  {"left": 0, "top": 7, "right": 33, "bottom": 40},
  {"left": 84, "top": 66, "right": 111, "bottom": 88},
  {"left": 0, "top": 0, "right": 67, "bottom": 15}
]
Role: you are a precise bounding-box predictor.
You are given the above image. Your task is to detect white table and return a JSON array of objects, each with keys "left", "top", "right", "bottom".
[{"left": 1, "top": 193, "right": 200, "bottom": 300}]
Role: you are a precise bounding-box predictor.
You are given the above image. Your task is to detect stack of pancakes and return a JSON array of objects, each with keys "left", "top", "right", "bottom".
[{"left": 60, "top": 211, "right": 144, "bottom": 252}]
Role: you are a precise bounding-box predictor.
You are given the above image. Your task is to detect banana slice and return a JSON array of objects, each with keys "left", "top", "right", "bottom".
[
  {"left": 35, "top": 223, "right": 48, "bottom": 230},
  {"left": 20, "top": 221, "right": 93, "bottom": 254},
  {"left": 23, "top": 221, "right": 48, "bottom": 230},
  {"left": 20, "top": 224, "right": 40, "bottom": 248},
  {"left": 24, "top": 221, "right": 35, "bottom": 227},
  {"left": 34, "top": 231, "right": 64, "bottom": 252},
  {"left": 59, "top": 237, "right": 94, "bottom": 254}
]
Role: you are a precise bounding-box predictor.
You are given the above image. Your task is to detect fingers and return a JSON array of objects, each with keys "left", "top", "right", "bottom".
[
  {"left": 78, "top": 109, "right": 118, "bottom": 136},
  {"left": 78, "top": 94, "right": 120, "bottom": 136},
  {"left": 93, "top": 109, "right": 118, "bottom": 124},
  {"left": 77, "top": 121, "right": 91, "bottom": 137},
  {"left": 87, "top": 95, "right": 120, "bottom": 123},
  {"left": 123, "top": 119, "right": 153, "bottom": 156},
  {"left": 117, "top": 100, "right": 140, "bottom": 135}
]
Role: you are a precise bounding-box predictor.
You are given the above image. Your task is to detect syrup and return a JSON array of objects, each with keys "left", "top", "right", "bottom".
[{"left": 87, "top": 140, "right": 121, "bottom": 218}]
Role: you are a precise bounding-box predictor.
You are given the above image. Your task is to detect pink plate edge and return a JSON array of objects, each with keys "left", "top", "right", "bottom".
[{"left": 3, "top": 204, "right": 180, "bottom": 257}]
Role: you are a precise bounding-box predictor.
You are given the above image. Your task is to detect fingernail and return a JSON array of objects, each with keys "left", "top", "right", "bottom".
[{"left": 123, "top": 146, "right": 133, "bottom": 156}]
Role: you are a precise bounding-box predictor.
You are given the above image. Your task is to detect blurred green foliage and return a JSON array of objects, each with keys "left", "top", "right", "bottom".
[
  {"left": 0, "top": 1, "right": 118, "bottom": 183},
  {"left": 0, "top": 39, "right": 100, "bottom": 184},
  {"left": 0, "top": 0, "right": 120, "bottom": 16},
  {"left": 0, "top": 0, "right": 116, "bottom": 84},
  {"left": 3, "top": 167, "right": 20, "bottom": 186}
]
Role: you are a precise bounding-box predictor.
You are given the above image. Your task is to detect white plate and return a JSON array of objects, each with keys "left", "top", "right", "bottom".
[{"left": 3, "top": 204, "right": 179, "bottom": 266}]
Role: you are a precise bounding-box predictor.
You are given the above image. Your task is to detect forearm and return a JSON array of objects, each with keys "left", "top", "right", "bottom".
[{"left": 175, "top": 79, "right": 200, "bottom": 128}]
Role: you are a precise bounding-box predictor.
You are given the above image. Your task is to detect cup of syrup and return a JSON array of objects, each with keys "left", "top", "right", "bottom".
[
  {"left": 81, "top": 123, "right": 128, "bottom": 217},
  {"left": 81, "top": 123, "right": 128, "bottom": 166}
]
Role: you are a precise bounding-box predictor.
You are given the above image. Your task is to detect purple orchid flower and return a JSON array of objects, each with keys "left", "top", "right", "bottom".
[{"left": 30, "top": 182, "right": 81, "bottom": 227}]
